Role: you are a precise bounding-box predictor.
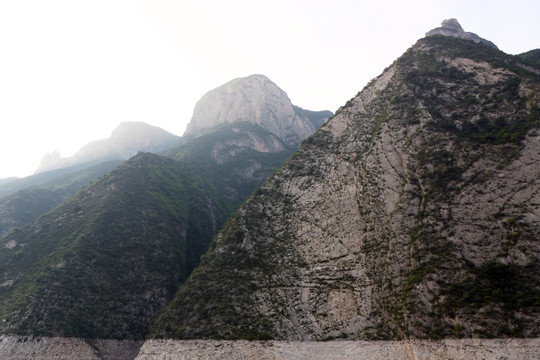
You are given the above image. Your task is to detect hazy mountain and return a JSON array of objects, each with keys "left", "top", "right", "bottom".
[
  {"left": 0, "top": 161, "right": 118, "bottom": 199},
  {"left": 0, "top": 121, "right": 181, "bottom": 239},
  {"left": 0, "top": 160, "right": 122, "bottom": 237},
  {"left": 150, "top": 21, "right": 540, "bottom": 340},
  {"left": 35, "top": 122, "right": 181, "bottom": 174},
  {"left": 0, "top": 178, "right": 18, "bottom": 187},
  {"left": 0, "top": 76, "right": 331, "bottom": 340},
  {"left": 184, "top": 74, "right": 332, "bottom": 148}
]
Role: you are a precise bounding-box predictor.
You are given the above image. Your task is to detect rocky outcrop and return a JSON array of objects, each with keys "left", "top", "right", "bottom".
[
  {"left": 0, "top": 336, "right": 142, "bottom": 360},
  {"left": 184, "top": 74, "right": 332, "bottom": 148},
  {"left": 36, "top": 122, "right": 180, "bottom": 173},
  {"left": 426, "top": 19, "right": 498, "bottom": 49},
  {"left": 150, "top": 28, "right": 540, "bottom": 340},
  {"left": 1, "top": 337, "right": 538, "bottom": 360},
  {"left": 135, "top": 339, "right": 540, "bottom": 360}
]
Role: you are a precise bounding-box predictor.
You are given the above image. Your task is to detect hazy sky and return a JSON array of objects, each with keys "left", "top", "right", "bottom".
[{"left": 1, "top": 0, "right": 539, "bottom": 178}]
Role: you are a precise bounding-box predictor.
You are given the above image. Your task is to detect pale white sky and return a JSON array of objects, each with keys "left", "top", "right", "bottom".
[{"left": 0, "top": 0, "right": 539, "bottom": 178}]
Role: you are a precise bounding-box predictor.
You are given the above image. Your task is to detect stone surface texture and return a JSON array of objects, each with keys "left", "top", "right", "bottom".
[
  {"left": 150, "top": 33, "right": 540, "bottom": 341},
  {"left": 135, "top": 339, "right": 540, "bottom": 360},
  {"left": 1, "top": 336, "right": 538, "bottom": 360},
  {"left": 184, "top": 74, "right": 331, "bottom": 148},
  {"left": 425, "top": 18, "right": 498, "bottom": 48},
  {"left": 0, "top": 336, "right": 143, "bottom": 360}
]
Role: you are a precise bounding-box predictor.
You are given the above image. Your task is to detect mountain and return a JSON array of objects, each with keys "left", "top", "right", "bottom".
[
  {"left": 35, "top": 122, "right": 181, "bottom": 174},
  {"left": 150, "top": 21, "right": 540, "bottom": 340},
  {"left": 518, "top": 49, "right": 540, "bottom": 67},
  {"left": 0, "top": 179, "right": 17, "bottom": 187},
  {"left": 0, "top": 160, "right": 122, "bottom": 237},
  {"left": 425, "top": 18, "right": 498, "bottom": 49},
  {"left": 0, "top": 76, "right": 331, "bottom": 340},
  {"left": 184, "top": 74, "right": 332, "bottom": 148},
  {"left": 0, "top": 154, "right": 196, "bottom": 339},
  {"left": 0, "top": 161, "right": 121, "bottom": 199},
  {"left": 0, "top": 122, "right": 181, "bottom": 245}
]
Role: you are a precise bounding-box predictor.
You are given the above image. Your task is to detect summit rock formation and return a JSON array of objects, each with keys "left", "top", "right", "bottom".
[
  {"left": 184, "top": 74, "right": 332, "bottom": 148},
  {"left": 426, "top": 19, "right": 498, "bottom": 49},
  {"left": 150, "top": 22, "right": 540, "bottom": 341}
]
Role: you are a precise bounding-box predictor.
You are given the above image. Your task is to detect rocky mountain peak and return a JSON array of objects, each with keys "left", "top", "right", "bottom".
[
  {"left": 440, "top": 18, "right": 463, "bottom": 31},
  {"left": 35, "top": 122, "right": 180, "bottom": 174},
  {"left": 150, "top": 25, "right": 540, "bottom": 341},
  {"left": 184, "top": 75, "right": 332, "bottom": 148},
  {"left": 426, "top": 18, "right": 498, "bottom": 49}
]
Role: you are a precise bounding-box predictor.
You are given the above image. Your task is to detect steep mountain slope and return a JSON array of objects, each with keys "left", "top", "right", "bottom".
[
  {"left": 0, "top": 122, "right": 180, "bottom": 235},
  {"left": 36, "top": 122, "right": 181, "bottom": 174},
  {"left": 0, "top": 145, "right": 281, "bottom": 340},
  {"left": 0, "top": 153, "right": 197, "bottom": 339},
  {"left": 0, "top": 78, "right": 330, "bottom": 240},
  {"left": 150, "top": 29, "right": 540, "bottom": 340},
  {"left": 184, "top": 74, "right": 332, "bottom": 148},
  {"left": 0, "top": 76, "right": 331, "bottom": 340},
  {"left": 0, "top": 160, "right": 122, "bottom": 237},
  {"left": 168, "top": 122, "right": 294, "bottom": 206}
]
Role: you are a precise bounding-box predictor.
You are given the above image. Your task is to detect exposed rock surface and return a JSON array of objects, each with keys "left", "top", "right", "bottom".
[
  {"left": 0, "top": 336, "right": 142, "bottom": 360},
  {"left": 36, "top": 122, "right": 181, "bottom": 173},
  {"left": 150, "top": 31, "right": 540, "bottom": 340},
  {"left": 426, "top": 19, "right": 498, "bottom": 49},
  {"left": 135, "top": 339, "right": 540, "bottom": 360},
  {"left": 184, "top": 74, "right": 332, "bottom": 148},
  {"left": 1, "top": 337, "right": 538, "bottom": 360}
]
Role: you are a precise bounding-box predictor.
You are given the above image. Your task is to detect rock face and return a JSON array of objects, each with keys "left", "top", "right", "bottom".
[
  {"left": 135, "top": 339, "right": 540, "bottom": 360},
  {"left": 35, "top": 122, "right": 180, "bottom": 173},
  {"left": 150, "top": 29, "right": 540, "bottom": 340},
  {"left": 426, "top": 19, "right": 498, "bottom": 49},
  {"left": 0, "top": 336, "right": 142, "bottom": 360},
  {"left": 184, "top": 74, "right": 332, "bottom": 148},
  {"left": 0, "top": 337, "right": 538, "bottom": 360}
]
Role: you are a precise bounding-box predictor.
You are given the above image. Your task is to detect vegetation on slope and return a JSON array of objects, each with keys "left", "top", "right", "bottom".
[
  {"left": 0, "top": 160, "right": 122, "bottom": 237},
  {"left": 0, "top": 160, "right": 122, "bottom": 199},
  {"left": 0, "top": 121, "right": 301, "bottom": 339},
  {"left": 518, "top": 49, "right": 540, "bottom": 67},
  {"left": 0, "top": 154, "right": 193, "bottom": 339},
  {"left": 150, "top": 35, "right": 540, "bottom": 340}
]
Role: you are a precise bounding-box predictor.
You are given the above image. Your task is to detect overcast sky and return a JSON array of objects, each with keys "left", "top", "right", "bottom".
[{"left": 0, "top": 0, "right": 539, "bottom": 178}]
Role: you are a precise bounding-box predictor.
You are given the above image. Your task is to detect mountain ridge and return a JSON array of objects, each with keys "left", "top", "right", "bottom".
[
  {"left": 0, "top": 75, "right": 331, "bottom": 340},
  {"left": 35, "top": 122, "right": 181, "bottom": 174},
  {"left": 150, "top": 30, "right": 540, "bottom": 340}
]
